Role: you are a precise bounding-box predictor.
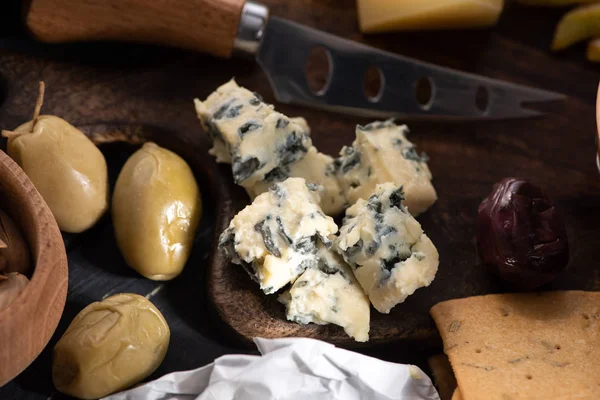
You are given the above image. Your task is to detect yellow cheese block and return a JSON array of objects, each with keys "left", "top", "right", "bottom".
[
  {"left": 552, "top": 3, "right": 600, "bottom": 51},
  {"left": 517, "top": 0, "right": 598, "bottom": 6},
  {"left": 357, "top": 0, "right": 504, "bottom": 33},
  {"left": 587, "top": 38, "right": 600, "bottom": 62}
]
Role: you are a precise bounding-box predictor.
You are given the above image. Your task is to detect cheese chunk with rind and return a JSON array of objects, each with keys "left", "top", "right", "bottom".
[
  {"left": 357, "top": 0, "right": 504, "bottom": 33},
  {"left": 219, "top": 178, "right": 338, "bottom": 294},
  {"left": 279, "top": 244, "right": 370, "bottom": 342},
  {"left": 336, "top": 120, "right": 437, "bottom": 216},
  {"left": 194, "top": 80, "right": 312, "bottom": 187},
  {"left": 247, "top": 146, "right": 347, "bottom": 216},
  {"left": 336, "top": 183, "right": 439, "bottom": 314}
]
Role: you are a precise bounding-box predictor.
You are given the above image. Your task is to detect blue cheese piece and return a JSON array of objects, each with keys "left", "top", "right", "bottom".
[
  {"left": 246, "top": 146, "right": 347, "bottom": 216},
  {"left": 279, "top": 244, "right": 370, "bottom": 342},
  {"left": 336, "top": 183, "right": 439, "bottom": 314},
  {"left": 335, "top": 120, "right": 437, "bottom": 216},
  {"left": 218, "top": 177, "right": 338, "bottom": 294},
  {"left": 289, "top": 117, "right": 311, "bottom": 135},
  {"left": 194, "top": 80, "right": 312, "bottom": 187}
]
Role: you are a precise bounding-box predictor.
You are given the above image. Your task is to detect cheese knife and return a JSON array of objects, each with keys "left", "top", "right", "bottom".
[{"left": 23, "top": 0, "right": 564, "bottom": 119}]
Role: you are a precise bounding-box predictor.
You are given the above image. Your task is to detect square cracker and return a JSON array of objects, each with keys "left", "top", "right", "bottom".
[{"left": 431, "top": 291, "right": 600, "bottom": 400}]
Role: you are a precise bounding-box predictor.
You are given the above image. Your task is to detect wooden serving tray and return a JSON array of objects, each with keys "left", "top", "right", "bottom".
[{"left": 1, "top": 1, "right": 600, "bottom": 398}]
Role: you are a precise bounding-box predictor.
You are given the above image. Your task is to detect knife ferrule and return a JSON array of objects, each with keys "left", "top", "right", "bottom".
[{"left": 234, "top": 1, "right": 269, "bottom": 57}]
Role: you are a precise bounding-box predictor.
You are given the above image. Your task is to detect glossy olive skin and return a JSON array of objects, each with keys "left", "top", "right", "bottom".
[
  {"left": 8, "top": 116, "right": 109, "bottom": 233},
  {"left": 477, "top": 178, "right": 569, "bottom": 289},
  {"left": 53, "top": 293, "right": 170, "bottom": 399},
  {"left": 112, "top": 142, "right": 202, "bottom": 280}
]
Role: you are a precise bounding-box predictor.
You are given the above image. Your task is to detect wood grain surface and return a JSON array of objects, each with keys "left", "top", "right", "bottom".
[
  {"left": 0, "top": 150, "right": 68, "bottom": 386},
  {"left": 25, "top": 0, "right": 246, "bottom": 57},
  {"left": 0, "top": 0, "right": 599, "bottom": 398}
]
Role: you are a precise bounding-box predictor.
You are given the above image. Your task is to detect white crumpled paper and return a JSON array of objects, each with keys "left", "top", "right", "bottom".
[{"left": 104, "top": 337, "right": 440, "bottom": 400}]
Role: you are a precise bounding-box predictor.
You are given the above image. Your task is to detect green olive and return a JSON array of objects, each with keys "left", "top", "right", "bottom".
[
  {"left": 7, "top": 116, "right": 108, "bottom": 233},
  {"left": 53, "top": 293, "right": 170, "bottom": 399},
  {"left": 112, "top": 142, "right": 202, "bottom": 280}
]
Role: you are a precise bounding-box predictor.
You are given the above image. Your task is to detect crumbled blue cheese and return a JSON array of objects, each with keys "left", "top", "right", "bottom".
[
  {"left": 289, "top": 117, "right": 311, "bottom": 135},
  {"left": 194, "top": 80, "right": 312, "bottom": 187},
  {"left": 336, "top": 183, "right": 439, "bottom": 314},
  {"left": 218, "top": 178, "right": 338, "bottom": 294},
  {"left": 279, "top": 243, "right": 370, "bottom": 342},
  {"left": 335, "top": 120, "right": 437, "bottom": 216},
  {"left": 247, "top": 146, "right": 347, "bottom": 216}
]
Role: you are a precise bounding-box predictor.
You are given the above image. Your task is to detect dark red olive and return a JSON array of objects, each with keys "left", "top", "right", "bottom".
[{"left": 477, "top": 178, "right": 569, "bottom": 289}]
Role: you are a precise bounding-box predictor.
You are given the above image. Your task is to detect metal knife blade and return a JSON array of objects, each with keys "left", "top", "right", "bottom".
[
  {"left": 23, "top": 0, "right": 564, "bottom": 119},
  {"left": 236, "top": 4, "right": 565, "bottom": 120}
]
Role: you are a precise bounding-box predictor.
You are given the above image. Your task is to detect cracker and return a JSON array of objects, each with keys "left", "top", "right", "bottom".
[
  {"left": 428, "top": 353, "right": 458, "bottom": 400},
  {"left": 431, "top": 291, "right": 600, "bottom": 400},
  {"left": 452, "top": 389, "right": 463, "bottom": 400}
]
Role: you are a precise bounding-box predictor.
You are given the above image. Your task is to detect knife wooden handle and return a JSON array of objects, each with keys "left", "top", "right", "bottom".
[{"left": 24, "top": 0, "right": 246, "bottom": 58}]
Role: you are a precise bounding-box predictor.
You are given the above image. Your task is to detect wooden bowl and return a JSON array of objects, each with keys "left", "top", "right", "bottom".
[{"left": 0, "top": 150, "right": 68, "bottom": 386}]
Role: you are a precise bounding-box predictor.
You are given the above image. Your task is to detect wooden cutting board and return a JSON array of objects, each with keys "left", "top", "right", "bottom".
[
  {"left": 1, "top": 1, "right": 600, "bottom": 398},
  {"left": 208, "top": 4, "right": 600, "bottom": 345}
]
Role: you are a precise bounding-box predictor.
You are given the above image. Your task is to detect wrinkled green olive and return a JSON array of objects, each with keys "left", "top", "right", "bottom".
[
  {"left": 0, "top": 209, "right": 31, "bottom": 274},
  {"left": 7, "top": 116, "right": 108, "bottom": 233},
  {"left": 0, "top": 272, "right": 29, "bottom": 310},
  {"left": 53, "top": 293, "right": 170, "bottom": 399},
  {"left": 112, "top": 143, "right": 202, "bottom": 280}
]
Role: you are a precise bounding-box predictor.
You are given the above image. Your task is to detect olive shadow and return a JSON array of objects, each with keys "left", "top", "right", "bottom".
[{"left": 13, "top": 299, "right": 89, "bottom": 399}]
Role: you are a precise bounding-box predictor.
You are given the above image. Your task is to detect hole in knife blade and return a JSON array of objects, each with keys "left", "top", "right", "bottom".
[
  {"left": 476, "top": 86, "right": 489, "bottom": 114},
  {"left": 364, "top": 66, "right": 384, "bottom": 103},
  {"left": 415, "top": 77, "right": 434, "bottom": 110},
  {"left": 305, "top": 46, "right": 332, "bottom": 96}
]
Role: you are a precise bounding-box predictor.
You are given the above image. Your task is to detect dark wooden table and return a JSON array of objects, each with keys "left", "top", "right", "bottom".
[{"left": 1, "top": 1, "right": 599, "bottom": 399}]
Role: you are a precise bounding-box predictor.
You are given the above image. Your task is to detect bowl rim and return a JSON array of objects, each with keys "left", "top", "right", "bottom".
[{"left": 0, "top": 148, "right": 68, "bottom": 384}]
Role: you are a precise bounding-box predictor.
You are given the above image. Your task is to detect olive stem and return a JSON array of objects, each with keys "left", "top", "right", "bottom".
[
  {"left": 1, "top": 130, "right": 21, "bottom": 139},
  {"left": 1, "top": 81, "right": 46, "bottom": 140},
  {"left": 32, "top": 81, "right": 45, "bottom": 131}
]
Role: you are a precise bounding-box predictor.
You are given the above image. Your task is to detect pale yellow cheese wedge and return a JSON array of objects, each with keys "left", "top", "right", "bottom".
[
  {"left": 552, "top": 3, "right": 600, "bottom": 51},
  {"left": 587, "top": 38, "right": 600, "bottom": 61},
  {"left": 357, "top": 0, "right": 504, "bottom": 33},
  {"left": 517, "top": 0, "right": 598, "bottom": 6}
]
